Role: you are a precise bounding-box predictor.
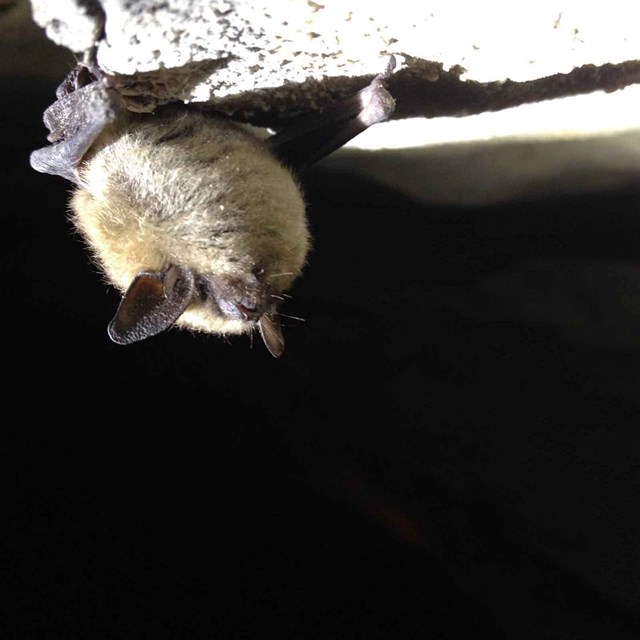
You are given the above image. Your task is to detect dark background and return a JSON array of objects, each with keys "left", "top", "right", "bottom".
[{"left": 4, "top": 13, "right": 640, "bottom": 640}]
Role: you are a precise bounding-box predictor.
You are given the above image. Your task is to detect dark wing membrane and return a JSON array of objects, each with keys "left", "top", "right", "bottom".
[
  {"left": 30, "top": 74, "right": 121, "bottom": 184},
  {"left": 269, "top": 56, "right": 396, "bottom": 172}
]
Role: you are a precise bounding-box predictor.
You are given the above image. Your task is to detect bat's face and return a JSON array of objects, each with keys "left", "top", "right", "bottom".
[{"left": 70, "top": 110, "right": 310, "bottom": 355}]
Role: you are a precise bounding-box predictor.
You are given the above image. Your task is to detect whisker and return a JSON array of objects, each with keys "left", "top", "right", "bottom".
[
  {"left": 276, "top": 313, "right": 306, "bottom": 323},
  {"left": 268, "top": 272, "right": 295, "bottom": 279},
  {"left": 248, "top": 325, "right": 254, "bottom": 349},
  {"left": 270, "top": 294, "right": 286, "bottom": 301}
]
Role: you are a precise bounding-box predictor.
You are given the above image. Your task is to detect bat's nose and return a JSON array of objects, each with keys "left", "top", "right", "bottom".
[
  {"left": 233, "top": 300, "right": 262, "bottom": 322},
  {"left": 213, "top": 285, "right": 267, "bottom": 322},
  {"left": 203, "top": 273, "right": 273, "bottom": 322}
]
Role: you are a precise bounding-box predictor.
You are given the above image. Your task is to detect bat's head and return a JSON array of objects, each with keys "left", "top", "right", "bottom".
[{"left": 70, "top": 110, "right": 309, "bottom": 356}]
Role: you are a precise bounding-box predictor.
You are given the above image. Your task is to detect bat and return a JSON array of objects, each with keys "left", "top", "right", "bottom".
[{"left": 30, "top": 56, "right": 396, "bottom": 356}]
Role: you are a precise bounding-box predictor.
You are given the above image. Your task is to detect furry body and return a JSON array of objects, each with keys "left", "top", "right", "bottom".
[
  {"left": 70, "top": 108, "right": 309, "bottom": 337},
  {"left": 30, "top": 57, "right": 395, "bottom": 354}
]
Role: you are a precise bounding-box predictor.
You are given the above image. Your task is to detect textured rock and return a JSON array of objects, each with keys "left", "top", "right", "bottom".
[
  {"left": 29, "top": 0, "right": 103, "bottom": 52},
  {"left": 26, "top": 0, "right": 640, "bottom": 205},
  {"left": 28, "top": 0, "right": 640, "bottom": 119}
]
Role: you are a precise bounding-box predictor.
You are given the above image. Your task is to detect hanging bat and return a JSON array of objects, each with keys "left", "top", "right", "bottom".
[{"left": 30, "top": 56, "right": 396, "bottom": 356}]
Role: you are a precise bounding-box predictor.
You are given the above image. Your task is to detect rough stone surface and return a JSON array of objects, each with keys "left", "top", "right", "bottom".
[
  {"left": 28, "top": 0, "right": 640, "bottom": 121},
  {"left": 24, "top": 0, "right": 640, "bottom": 205},
  {"left": 30, "top": 0, "right": 102, "bottom": 52}
]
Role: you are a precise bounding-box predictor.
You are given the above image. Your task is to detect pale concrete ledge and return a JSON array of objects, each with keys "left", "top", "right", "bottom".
[
  {"left": 25, "top": 0, "right": 640, "bottom": 204},
  {"left": 29, "top": 0, "right": 640, "bottom": 119}
]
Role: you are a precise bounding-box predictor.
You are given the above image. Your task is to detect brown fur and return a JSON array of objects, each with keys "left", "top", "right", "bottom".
[{"left": 70, "top": 109, "right": 310, "bottom": 335}]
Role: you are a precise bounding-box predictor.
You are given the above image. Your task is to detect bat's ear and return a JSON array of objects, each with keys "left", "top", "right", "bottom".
[
  {"left": 108, "top": 265, "right": 195, "bottom": 344},
  {"left": 259, "top": 312, "right": 286, "bottom": 358}
]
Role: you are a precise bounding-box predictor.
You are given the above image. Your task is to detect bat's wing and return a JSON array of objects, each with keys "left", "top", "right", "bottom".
[
  {"left": 30, "top": 68, "right": 121, "bottom": 185},
  {"left": 268, "top": 56, "right": 396, "bottom": 172}
]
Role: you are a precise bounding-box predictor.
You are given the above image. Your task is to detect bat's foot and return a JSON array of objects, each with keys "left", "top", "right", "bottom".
[
  {"left": 30, "top": 82, "right": 121, "bottom": 184},
  {"left": 357, "top": 56, "right": 397, "bottom": 128}
]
